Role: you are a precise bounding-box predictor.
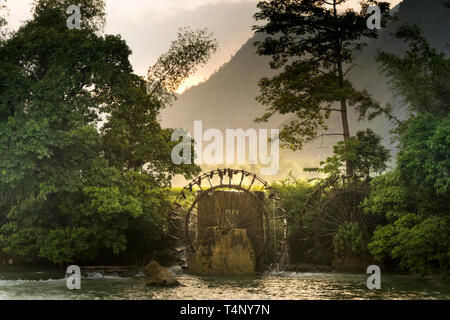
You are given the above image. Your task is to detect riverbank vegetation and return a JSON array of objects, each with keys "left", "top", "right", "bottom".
[
  {"left": 253, "top": 0, "right": 449, "bottom": 279},
  {"left": 0, "top": 0, "right": 213, "bottom": 265},
  {"left": 0, "top": 0, "right": 448, "bottom": 281}
]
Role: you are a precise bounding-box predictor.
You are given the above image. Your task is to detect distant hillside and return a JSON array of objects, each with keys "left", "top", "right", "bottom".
[{"left": 161, "top": 0, "right": 450, "bottom": 184}]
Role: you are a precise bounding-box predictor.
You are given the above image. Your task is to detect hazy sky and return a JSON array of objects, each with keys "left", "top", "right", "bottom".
[{"left": 4, "top": 0, "right": 402, "bottom": 92}]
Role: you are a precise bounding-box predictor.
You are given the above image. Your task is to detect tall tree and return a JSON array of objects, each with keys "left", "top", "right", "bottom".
[
  {"left": 102, "top": 27, "right": 218, "bottom": 185},
  {"left": 307, "top": 128, "right": 390, "bottom": 181},
  {"left": 376, "top": 24, "right": 450, "bottom": 118},
  {"left": 364, "top": 114, "right": 450, "bottom": 278},
  {"left": 364, "top": 16, "right": 450, "bottom": 278},
  {"left": 253, "top": 0, "right": 390, "bottom": 176},
  {"left": 0, "top": 0, "right": 206, "bottom": 264}
]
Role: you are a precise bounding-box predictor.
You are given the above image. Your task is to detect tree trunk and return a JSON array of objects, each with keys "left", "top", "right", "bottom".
[
  {"left": 337, "top": 62, "right": 353, "bottom": 177},
  {"left": 333, "top": 0, "right": 353, "bottom": 178}
]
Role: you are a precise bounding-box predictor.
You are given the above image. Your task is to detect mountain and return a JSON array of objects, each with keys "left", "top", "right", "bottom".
[{"left": 161, "top": 0, "right": 450, "bottom": 184}]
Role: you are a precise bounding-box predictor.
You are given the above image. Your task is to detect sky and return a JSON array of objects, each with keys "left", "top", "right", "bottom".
[{"left": 4, "top": 0, "right": 402, "bottom": 93}]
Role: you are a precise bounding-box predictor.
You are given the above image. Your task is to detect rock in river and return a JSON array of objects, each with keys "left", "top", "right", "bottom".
[{"left": 145, "top": 260, "right": 179, "bottom": 286}]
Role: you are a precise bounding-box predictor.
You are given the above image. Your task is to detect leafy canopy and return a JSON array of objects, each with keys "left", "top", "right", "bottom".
[
  {"left": 363, "top": 17, "right": 450, "bottom": 277},
  {"left": 364, "top": 115, "right": 450, "bottom": 278},
  {"left": 147, "top": 27, "right": 218, "bottom": 105},
  {"left": 33, "top": 0, "right": 106, "bottom": 31},
  {"left": 376, "top": 24, "right": 450, "bottom": 118},
  {"left": 0, "top": 0, "right": 203, "bottom": 264},
  {"left": 305, "top": 129, "right": 390, "bottom": 180},
  {"left": 253, "top": 0, "right": 391, "bottom": 150}
]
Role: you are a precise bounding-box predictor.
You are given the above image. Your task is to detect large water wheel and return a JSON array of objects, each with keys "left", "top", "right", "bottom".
[{"left": 169, "top": 169, "right": 287, "bottom": 271}]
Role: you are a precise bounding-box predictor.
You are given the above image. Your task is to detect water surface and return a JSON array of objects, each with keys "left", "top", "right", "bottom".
[{"left": 0, "top": 266, "right": 448, "bottom": 300}]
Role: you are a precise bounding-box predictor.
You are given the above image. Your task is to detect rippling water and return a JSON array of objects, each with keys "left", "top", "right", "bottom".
[{"left": 0, "top": 266, "right": 448, "bottom": 300}]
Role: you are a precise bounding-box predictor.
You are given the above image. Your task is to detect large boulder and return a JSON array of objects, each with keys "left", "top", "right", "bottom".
[
  {"left": 188, "top": 227, "right": 256, "bottom": 276},
  {"left": 145, "top": 260, "right": 179, "bottom": 286}
]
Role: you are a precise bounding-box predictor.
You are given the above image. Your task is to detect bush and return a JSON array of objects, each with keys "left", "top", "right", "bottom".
[
  {"left": 271, "top": 176, "right": 315, "bottom": 263},
  {"left": 364, "top": 114, "right": 450, "bottom": 278},
  {"left": 333, "top": 222, "right": 369, "bottom": 257},
  {"left": 370, "top": 214, "right": 450, "bottom": 278}
]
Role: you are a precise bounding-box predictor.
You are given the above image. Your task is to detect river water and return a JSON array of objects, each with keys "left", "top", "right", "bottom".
[{"left": 0, "top": 266, "right": 448, "bottom": 300}]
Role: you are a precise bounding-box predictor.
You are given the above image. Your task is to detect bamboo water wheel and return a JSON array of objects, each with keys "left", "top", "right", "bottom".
[{"left": 169, "top": 169, "right": 288, "bottom": 271}]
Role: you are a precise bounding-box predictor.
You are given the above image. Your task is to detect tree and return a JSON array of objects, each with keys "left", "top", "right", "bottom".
[
  {"left": 101, "top": 29, "right": 218, "bottom": 185},
  {"left": 147, "top": 27, "right": 218, "bottom": 105},
  {"left": 306, "top": 129, "right": 390, "bottom": 182},
  {"left": 0, "top": 0, "right": 206, "bottom": 264},
  {"left": 33, "top": 0, "right": 106, "bottom": 31},
  {"left": 364, "top": 115, "right": 450, "bottom": 278},
  {"left": 363, "top": 15, "right": 450, "bottom": 278},
  {"left": 0, "top": 0, "right": 113, "bottom": 220},
  {"left": 253, "top": 0, "right": 390, "bottom": 176},
  {"left": 376, "top": 24, "right": 450, "bottom": 118},
  {"left": 333, "top": 221, "right": 369, "bottom": 257},
  {"left": 396, "top": 114, "right": 450, "bottom": 195},
  {"left": 100, "top": 72, "right": 200, "bottom": 187}
]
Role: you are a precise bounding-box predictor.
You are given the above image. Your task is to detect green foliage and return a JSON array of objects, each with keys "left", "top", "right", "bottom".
[
  {"left": 397, "top": 114, "right": 450, "bottom": 195},
  {"left": 306, "top": 129, "right": 390, "bottom": 180},
  {"left": 376, "top": 24, "right": 450, "bottom": 118},
  {"left": 362, "top": 171, "right": 411, "bottom": 220},
  {"left": 0, "top": 1, "right": 202, "bottom": 264},
  {"left": 333, "top": 222, "right": 369, "bottom": 257},
  {"left": 364, "top": 21, "right": 449, "bottom": 278},
  {"left": 364, "top": 115, "right": 450, "bottom": 278},
  {"left": 369, "top": 214, "right": 449, "bottom": 278},
  {"left": 271, "top": 176, "right": 315, "bottom": 262},
  {"left": 253, "top": 0, "right": 391, "bottom": 152},
  {"left": 33, "top": 0, "right": 106, "bottom": 32},
  {"left": 147, "top": 27, "right": 218, "bottom": 105},
  {"left": 271, "top": 176, "right": 313, "bottom": 236}
]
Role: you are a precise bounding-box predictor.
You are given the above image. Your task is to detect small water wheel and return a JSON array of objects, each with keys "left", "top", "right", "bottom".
[
  {"left": 297, "top": 176, "right": 380, "bottom": 262},
  {"left": 169, "top": 169, "right": 287, "bottom": 271}
]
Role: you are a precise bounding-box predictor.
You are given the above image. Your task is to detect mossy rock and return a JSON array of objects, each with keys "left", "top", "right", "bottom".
[{"left": 145, "top": 260, "right": 179, "bottom": 286}]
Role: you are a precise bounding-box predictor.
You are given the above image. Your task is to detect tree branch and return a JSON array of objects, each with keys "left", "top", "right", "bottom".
[
  {"left": 319, "top": 107, "right": 342, "bottom": 112},
  {"left": 319, "top": 133, "right": 344, "bottom": 136},
  {"left": 343, "top": 64, "right": 365, "bottom": 76}
]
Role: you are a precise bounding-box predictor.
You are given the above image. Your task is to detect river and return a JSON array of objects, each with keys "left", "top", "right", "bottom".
[{"left": 0, "top": 266, "right": 448, "bottom": 300}]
